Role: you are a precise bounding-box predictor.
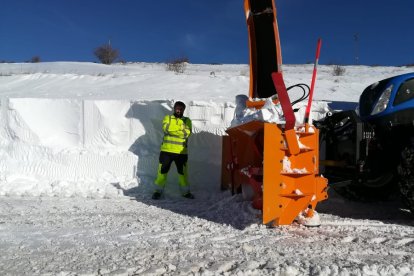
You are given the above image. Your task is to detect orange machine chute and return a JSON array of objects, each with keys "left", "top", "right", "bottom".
[{"left": 221, "top": 0, "right": 328, "bottom": 226}]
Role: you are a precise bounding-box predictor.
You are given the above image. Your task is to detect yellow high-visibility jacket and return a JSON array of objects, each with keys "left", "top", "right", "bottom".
[{"left": 160, "top": 115, "right": 192, "bottom": 154}]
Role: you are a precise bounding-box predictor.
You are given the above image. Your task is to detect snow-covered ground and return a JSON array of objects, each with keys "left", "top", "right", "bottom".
[{"left": 0, "top": 62, "right": 413, "bottom": 275}]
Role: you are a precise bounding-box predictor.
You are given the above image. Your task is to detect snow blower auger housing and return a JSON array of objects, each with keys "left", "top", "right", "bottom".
[{"left": 221, "top": 0, "right": 328, "bottom": 226}]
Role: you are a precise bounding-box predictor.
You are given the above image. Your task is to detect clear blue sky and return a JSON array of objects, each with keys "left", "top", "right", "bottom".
[{"left": 1, "top": 0, "right": 413, "bottom": 66}]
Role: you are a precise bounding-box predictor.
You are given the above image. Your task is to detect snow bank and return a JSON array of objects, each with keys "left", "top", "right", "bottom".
[
  {"left": 0, "top": 95, "right": 331, "bottom": 199},
  {"left": 0, "top": 98, "right": 235, "bottom": 198}
]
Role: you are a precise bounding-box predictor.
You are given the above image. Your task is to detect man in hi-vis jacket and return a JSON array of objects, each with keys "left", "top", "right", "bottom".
[{"left": 152, "top": 101, "right": 194, "bottom": 200}]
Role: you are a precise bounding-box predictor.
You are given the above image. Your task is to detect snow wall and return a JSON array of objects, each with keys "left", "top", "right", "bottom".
[
  {"left": 0, "top": 98, "right": 329, "bottom": 199},
  {"left": 0, "top": 98, "right": 235, "bottom": 198}
]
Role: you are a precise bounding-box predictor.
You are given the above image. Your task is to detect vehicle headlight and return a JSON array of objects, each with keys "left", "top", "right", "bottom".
[{"left": 371, "top": 84, "right": 393, "bottom": 115}]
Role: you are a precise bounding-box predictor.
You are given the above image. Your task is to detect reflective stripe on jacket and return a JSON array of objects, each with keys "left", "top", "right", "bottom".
[{"left": 160, "top": 115, "right": 192, "bottom": 154}]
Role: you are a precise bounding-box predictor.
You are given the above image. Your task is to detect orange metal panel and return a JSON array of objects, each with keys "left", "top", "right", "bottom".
[
  {"left": 262, "top": 123, "right": 285, "bottom": 224},
  {"left": 284, "top": 129, "right": 300, "bottom": 155},
  {"left": 262, "top": 124, "right": 328, "bottom": 225},
  {"left": 223, "top": 121, "right": 265, "bottom": 194},
  {"left": 221, "top": 121, "right": 328, "bottom": 226}
]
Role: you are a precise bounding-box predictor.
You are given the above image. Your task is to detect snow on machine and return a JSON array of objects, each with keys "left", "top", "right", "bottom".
[{"left": 221, "top": 0, "right": 328, "bottom": 226}]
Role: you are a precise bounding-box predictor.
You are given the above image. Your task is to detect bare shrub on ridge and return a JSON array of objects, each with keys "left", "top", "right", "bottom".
[
  {"left": 166, "top": 57, "right": 189, "bottom": 74},
  {"left": 332, "top": 65, "right": 346, "bottom": 76},
  {"left": 30, "top": 56, "right": 41, "bottom": 63},
  {"left": 94, "top": 43, "right": 119, "bottom": 65}
]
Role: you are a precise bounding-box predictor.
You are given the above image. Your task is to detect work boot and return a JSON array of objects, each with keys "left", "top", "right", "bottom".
[
  {"left": 152, "top": 191, "right": 162, "bottom": 200},
  {"left": 182, "top": 192, "right": 195, "bottom": 199}
]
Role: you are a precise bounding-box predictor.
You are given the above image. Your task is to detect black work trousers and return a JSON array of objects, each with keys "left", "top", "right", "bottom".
[{"left": 159, "top": 151, "right": 188, "bottom": 175}]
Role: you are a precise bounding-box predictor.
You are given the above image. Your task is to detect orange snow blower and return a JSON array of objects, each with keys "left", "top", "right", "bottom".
[{"left": 221, "top": 0, "right": 328, "bottom": 226}]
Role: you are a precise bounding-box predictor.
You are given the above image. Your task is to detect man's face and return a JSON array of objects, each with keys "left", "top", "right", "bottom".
[{"left": 174, "top": 106, "right": 185, "bottom": 118}]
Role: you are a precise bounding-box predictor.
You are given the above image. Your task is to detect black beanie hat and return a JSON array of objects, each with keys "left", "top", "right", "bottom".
[{"left": 174, "top": 101, "right": 186, "bottom": 109}]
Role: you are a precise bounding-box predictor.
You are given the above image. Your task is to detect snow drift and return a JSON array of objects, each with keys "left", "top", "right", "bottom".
[{"left": 0, "top": 97, "right": 237, "bottom": 198}]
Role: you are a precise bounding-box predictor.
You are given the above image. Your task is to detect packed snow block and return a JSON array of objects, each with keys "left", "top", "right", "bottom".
[
  {"left": 126, "top": 101, "right": 169, "bottom": 180},
  {"left": 187, "top": 101, "right": 234, "bottom": 129},
  {"left": 184, "top": 102, "right": 235, "bottom": 192},
  {"left": 83, "top": 100, "right": 133, "bottom": 149},
  {"left": 0, "top": 98, "right": 138, "bottom": 198},
  {"left": 0, "top": 98, "right": 38, "bottom": 143},
  {"left": 10, "top": 98, "right": 82, "bottom": 148},
  {"left": 0, "top": 98, "right": 235, "bottom": 197}
]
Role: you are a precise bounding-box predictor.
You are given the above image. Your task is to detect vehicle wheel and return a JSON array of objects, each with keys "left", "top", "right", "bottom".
[
  {"left": 398, "top": 147, "right": 414, "bottom": 213},
  {"left": 333, "top": 171, "right": 396, "bottom": 201}
]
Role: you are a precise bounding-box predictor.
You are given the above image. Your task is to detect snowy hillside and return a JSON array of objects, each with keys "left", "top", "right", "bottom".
[{"left": 0, "top": 62, "right": 413, "bottom": 275}]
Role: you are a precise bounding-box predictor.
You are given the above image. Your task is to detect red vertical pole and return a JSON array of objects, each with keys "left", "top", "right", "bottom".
[{"left": 304, "top": 38, "right": 322, "bottom": 124}]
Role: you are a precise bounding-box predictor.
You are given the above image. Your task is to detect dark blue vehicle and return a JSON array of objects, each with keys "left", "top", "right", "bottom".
[
  {"left": 316, "top": 72, "right": 414, "bottom": 213},
  {"left": 359, "top": 72, "right": 414, "bottom": 122}
]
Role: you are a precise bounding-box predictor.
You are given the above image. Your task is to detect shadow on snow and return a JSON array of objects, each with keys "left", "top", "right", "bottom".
[{"left": 113, "top": 100, "right": 413, "bottom": 229}]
